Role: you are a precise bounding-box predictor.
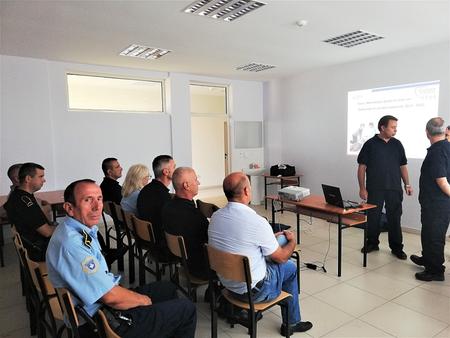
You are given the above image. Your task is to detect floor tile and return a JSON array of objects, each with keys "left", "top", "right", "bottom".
[
  {"left": 360, "top": 302, "right": 447, "bottom": 337},
  {"left": 300, "top": 296, "right": 354, "bottom": 337},
  {"left": 322, "top": 318, "right": 394, "bottom": 337},
  {"left": 314, "top": 283, "right": 387, "bottom": 317},
  {"left": 393, "top": 287, "right": 450, "bottom": 324},
  {"left": 434, "top": 325, "right": 450, "bottom": 338},
  {"left": 347, "top": 271, "right": 417, "bottom": 300},
  {"left": 300, "top": 269, "right": 341, "bottom": 295}
]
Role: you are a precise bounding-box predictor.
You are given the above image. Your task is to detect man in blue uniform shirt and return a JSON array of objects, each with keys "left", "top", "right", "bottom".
[
  {"left": 411, "top": 117, "right": 450, "bottom": 281},
  {"left": 46, "top": 179, "right": 196, "bottom": 337}
]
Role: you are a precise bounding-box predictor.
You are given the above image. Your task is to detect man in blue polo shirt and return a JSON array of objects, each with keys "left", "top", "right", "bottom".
[
  {"left": 411, "top": 117, "right": 450, "bottom": 281},
  {"left": 46, "top": 179, "right": 196, "bottom": 337},
  {"left": 357, "top": 115, "right": 413, "bottom": 260}
]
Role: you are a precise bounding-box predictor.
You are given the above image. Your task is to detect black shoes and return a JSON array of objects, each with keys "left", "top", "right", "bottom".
[
  {"left": 415, "top": 271, "right": 445, "bottom": 282},
  {"left": 280, "top": 321, "right": 313, "bottom": 335},
  {"left": 410, "top": 254, "right": 424, "bottom": 266},
  {"left": 360, "top": 244, "right": 379, "bottom": 253},
  {"left": 391, "top": 250, "right": 407, "bottom": 260}
]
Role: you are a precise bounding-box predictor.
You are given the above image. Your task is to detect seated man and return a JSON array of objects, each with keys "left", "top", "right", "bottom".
[
  {"left": 162, "top": 167, "right": 209, "bottom": 279},
  {"left": 100, "top": 157, "right": 123, "bottom": 204},
  {"left": 5, "top": 162, "right": 55, "bottom": 261},
  {"left": 46, "top": 179, "right": 196, "bottom": 338},
  {"left": 137, "top": 155, "right": 176, "bottom": 257},
  {"left": 209, "top": 172, "right": 312, "bottom": 336}
]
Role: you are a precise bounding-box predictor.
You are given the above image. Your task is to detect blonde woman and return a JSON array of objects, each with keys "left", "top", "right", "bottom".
[{"left": 121, "top": 164, "right": 151, "bottom": 214}]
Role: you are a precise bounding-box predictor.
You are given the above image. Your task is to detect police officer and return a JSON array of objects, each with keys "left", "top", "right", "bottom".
[
  {"left": 46, "top": 179, "right": 196, "bottom": 337},
  {"left": 411, "top": 117, "right": 450, "bottom": 282},
  {"left": 5, "top": 162, "right": 55, "bottom": 261},
  {"left": 357, "top": 115, "right": 413, "bottom": 260}
]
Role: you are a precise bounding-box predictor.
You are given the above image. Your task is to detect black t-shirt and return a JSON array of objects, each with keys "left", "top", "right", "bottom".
[
  {"left": 136, "top": 179, "right": 171, "bottom": 248},
  {"left": 100, "top": 177, "right": 122, "bottom": 204},
  {"left": 162, "top": 197, "right": 209, "bottom": 279},
  {"left": 357, "top": 135, "right": 407, "bottom": 191},
  {"left": 419, "top": 139, "right": 450, "bottom": 206},
  {"left": 4, "top": 188, "right": 50, "bottom": 261}
]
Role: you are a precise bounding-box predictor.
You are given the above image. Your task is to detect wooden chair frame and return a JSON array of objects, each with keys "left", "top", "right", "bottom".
[
  {"left": 165, "top": 232, "right": 208, "bottom": 302},
  {"left": 113, "top": 203, "right": 135, "bottom": 284},
  {"left": 205, "top": 244, "right": 292, "bottom": 338},
  {"left": 102, "top": 201, "right": 126, "bottom": 271},
  {"left": 131, "top": 215, "right": 176, "bottom": 285}
]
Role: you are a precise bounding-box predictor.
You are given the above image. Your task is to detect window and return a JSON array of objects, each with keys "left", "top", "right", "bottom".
[{"left": 67, "top": 74, "right": 164, "bottom": 112}]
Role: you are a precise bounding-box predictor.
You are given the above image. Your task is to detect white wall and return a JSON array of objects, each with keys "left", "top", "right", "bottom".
[
  {"left": 264, "top": 42, "right": 450, "bottom": 231},
  {"left": 0, "top": 55, "right": 263, "bottom": 193}
]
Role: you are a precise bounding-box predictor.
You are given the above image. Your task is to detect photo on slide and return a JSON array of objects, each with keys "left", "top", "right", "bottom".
[{"left": 347, "top": 80, "right": 440, "bottom": 159}]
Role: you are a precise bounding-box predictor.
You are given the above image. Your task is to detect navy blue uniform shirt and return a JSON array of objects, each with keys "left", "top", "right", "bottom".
[{"left": 357, "top": 134, "right": 407, "bottom": 191}]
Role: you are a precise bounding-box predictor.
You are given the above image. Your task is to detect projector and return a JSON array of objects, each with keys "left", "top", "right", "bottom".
[{"left": 278, "top": 186, "right": 310, "bottom": 201}]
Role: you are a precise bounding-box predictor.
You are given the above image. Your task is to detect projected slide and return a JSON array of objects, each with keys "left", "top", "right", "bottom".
[{"left": 347, "top": 80, "right": 440, "bottom": 159}]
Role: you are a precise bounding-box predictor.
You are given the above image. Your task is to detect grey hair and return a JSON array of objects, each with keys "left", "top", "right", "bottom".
[{"left": 426, "top": 117, "right": 445, "bottom": 136}]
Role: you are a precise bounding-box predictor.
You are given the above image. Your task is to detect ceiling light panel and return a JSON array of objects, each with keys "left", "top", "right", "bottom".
[
  {"left": 184, "top": 0, "right": 266, "bottom": 22},
  {"left": 119, "top": 44, "right": 171, "bottom": 59},
  {"left": 323, "top": 30, "right": 384, "bottom": 48},
  {"left": 236, "top": 62, "right": 275, "bottom": 72}
]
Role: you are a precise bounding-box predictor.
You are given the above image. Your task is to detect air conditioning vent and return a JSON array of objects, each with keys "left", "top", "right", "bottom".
[
  {"left": 236, "top": 62, "right": 276, "bottom": 72},
  {"left": 323, "top": 30, "right": 384, "bottom": 48},
  {"left": 184, "top": 0, "right": 266, "bottom": 22}
]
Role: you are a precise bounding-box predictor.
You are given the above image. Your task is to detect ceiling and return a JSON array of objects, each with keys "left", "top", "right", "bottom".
[{"left": 1, "top": 0, "right": 449, "bottom": 81}]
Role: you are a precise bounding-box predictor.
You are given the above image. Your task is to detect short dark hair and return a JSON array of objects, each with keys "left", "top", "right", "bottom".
[
  {"left": 378, "top": 115, "right": 398, "bottom": 131},
  {"left": 18, "top": 162, "right": 44, "bottom": 184},
  {"left": 64, "top": 179, "right": 96, "bottom": 206},
  {"left": 102, "top": 158, "right": 118, "bottom": 176},
  {"left": 7, "top": 163, "right": 22, "bottom": 180},
  {"left": 152, "top": 155, "right": 173, "bottom": 178}
]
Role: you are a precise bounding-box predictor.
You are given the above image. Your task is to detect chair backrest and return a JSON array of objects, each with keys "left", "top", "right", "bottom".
[
  {"left": 103, "top": 201, "right": 113, "bottom": 216},
  {"left": 165, "top": 232, "right": 186, "bottom": 259},
  {"left": 205, "top": 244, "right": 248, "bottom": 283},
  {"left": 55, "top": 288, "right": 80, "bottom": 328},
  {"left": 97, "top": 309, "right": 121, "bottom": 338},
  {"left": 131, "top": 215, "right": 155, "bottom": 243},
  {"left": 122, "top": 210, "right": 134, "bottom": 233},
  {"left": 196, "top": 199, "right": 220, "bottom": 218},
  {"left": 113, "top": 203, "right": 124, "bottom": 223}
]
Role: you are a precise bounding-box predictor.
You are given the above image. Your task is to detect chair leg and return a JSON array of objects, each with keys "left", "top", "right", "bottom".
[
  {"left": 128, "top": 243, "right": 135, "bottom": 284},
  {"left": 210, "top": 293, "right": 218, "bottom": 338},
  {"left": 138, "top": 247, "right": 145, "bottom": 286}
]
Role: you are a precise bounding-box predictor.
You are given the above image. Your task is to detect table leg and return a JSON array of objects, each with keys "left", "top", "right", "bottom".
[
  {"left": 264, "top": 177, "right": 268, "bottom": 209},
  {"left": 271, "top": 199, "right": 276, "bottom": 224},
  {"left": 363, "top": 216, "right": 367, "bottom": 267},
  {"left": 338, "top": 215, "right": 342, "bottom": 277}
]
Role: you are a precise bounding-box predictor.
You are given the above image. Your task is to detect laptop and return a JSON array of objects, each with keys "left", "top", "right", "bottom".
[{"left": 321, "top": 184, "right": 362, "bottom": 209}]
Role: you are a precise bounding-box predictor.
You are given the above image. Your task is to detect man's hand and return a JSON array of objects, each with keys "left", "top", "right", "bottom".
[
  {"left": 284, "top": 230, "right": 295, "bottom": 243},
  {"left": 404, "top": 185, "right": 413, "bottom": 196},
  {"left": 359, "top": 188, "right": 368, "bottom": 200}
]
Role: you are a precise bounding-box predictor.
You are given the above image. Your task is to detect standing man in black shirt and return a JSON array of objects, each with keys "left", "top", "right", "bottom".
[
  {"left": 100, "top": 157, "right": 123, "bottom": 204},
  {"left": 162, "top": 167, "right": 209, "bottom": 279},
  {"left": 5, "top": 162, "right": 55, "bottom": 261},
  {"left": 411, "top": 117, "right": 450, "bottom": 281},
  {"left": 357, "top": 115, "right": 413, "bottom": 260},
  {"left": 137, "top": 155, "right": 176, "bottom": 256}
]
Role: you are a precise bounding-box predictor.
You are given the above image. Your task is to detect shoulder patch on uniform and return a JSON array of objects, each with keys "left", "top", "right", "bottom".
[
  {"left": 21, "top": 196, "right": 34, "bottom": 207},
  {"left": 81, "top": 256, "right": 99, "bottom": 274}
]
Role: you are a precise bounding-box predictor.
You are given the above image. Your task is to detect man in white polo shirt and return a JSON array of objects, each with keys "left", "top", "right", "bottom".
[{"left": 208, "top": 172, "right": 312, "bottom": 336}]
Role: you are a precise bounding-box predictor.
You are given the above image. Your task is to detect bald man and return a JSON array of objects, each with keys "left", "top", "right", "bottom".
[
  {"left": 161, "top": 167, "right": 209, "bottom": 280},
  {"left": 209, "top": 172, "right": 312, "bottom": 335}
]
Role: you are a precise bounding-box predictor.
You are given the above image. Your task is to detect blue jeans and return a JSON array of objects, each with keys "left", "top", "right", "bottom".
[{"left": 233, "top": 260, "right": 301, "bottom": 325}]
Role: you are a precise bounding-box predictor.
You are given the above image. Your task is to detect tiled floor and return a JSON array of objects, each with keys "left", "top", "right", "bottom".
[{"left": 1, "top": 199, "right": 450, "bottom": 337}]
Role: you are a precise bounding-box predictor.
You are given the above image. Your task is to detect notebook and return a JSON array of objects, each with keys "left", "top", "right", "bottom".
[{"left": 321, "top": 184, "right": 362, "bottom": 209}]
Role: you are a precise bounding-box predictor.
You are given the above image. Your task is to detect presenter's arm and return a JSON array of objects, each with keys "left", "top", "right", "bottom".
[
  {"left": 400, "top": 165, "right": 413, "bottom": 196},
  {"left": 270, "top": 230, "right": 296, "bottom": 263},
  {"left": 101, "top": 285, "right": 152, "bottom": 310},
  {"left": 436, "top": 177, "right": 450, "bottom": 197},
  {"left": 357, "top": 164, "right": 368, "bottom": 200}
]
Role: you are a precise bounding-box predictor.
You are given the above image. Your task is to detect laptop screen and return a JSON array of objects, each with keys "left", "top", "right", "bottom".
[{"left": 321, "top": 184, "right": 345, "bottom": 208}]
